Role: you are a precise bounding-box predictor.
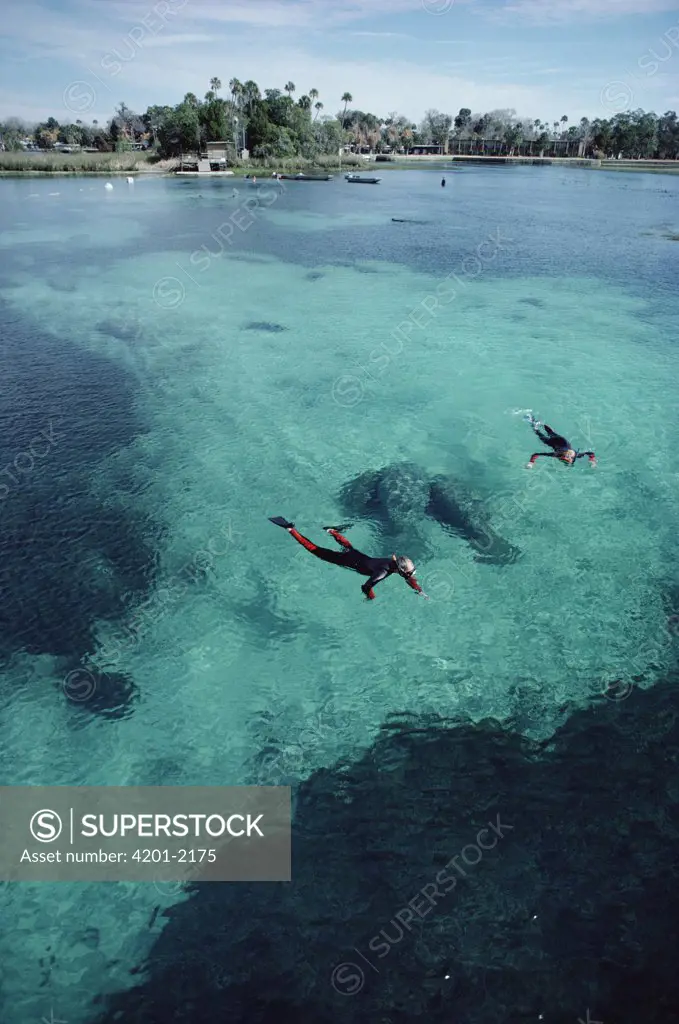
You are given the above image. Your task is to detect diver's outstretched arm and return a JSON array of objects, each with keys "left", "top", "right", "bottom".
[
  {"left": 575, "top": 450, "right": 597, "bottom": 466},
  {"left": 361, "top": 568, "right": 389, "bottom": 600},
  {"left": 403, "top": 573, "right": 424, "bottom": 595}
]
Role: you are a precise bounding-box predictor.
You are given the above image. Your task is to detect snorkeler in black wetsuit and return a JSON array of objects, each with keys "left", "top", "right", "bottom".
[
  {"left": 269, "top": 517, "right": 427, "bottom": 600},
  {"left": 525, "top": 414, "right": 596, "bottom": 469}
]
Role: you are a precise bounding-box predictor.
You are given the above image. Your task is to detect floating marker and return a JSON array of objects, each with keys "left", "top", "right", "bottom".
[
  {"left": 126, "top": 176, "right": 134, "bottom": 183},
  {"left": 104, "top": 182, "right": 113, "bottom": 190}
]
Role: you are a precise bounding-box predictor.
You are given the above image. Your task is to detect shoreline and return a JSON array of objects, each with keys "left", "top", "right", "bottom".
[
  {"left": 2, "top": 156, "right": 679, "bottom": 177},
  {"left": 0, "top": 165, "right": 174, "bottom": 177}
]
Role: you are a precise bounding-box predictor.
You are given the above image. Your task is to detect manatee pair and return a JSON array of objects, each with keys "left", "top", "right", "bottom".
[{"left": 338, "top": 462, "right": 519, "bottom": 565}]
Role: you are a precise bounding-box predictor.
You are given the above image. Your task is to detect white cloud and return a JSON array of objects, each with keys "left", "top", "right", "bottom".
[
  {"left": 164, "top": 0, "right": 471, "bottom": 29},
  {"left": 80, "top": 45, "right": 562, "bottom": 121},
  {"left": 2, "top": 0, "right": 677, "bottom": 125},
  {"left": 135, "top": 33, "right": 215, "bottom": 48},
  {"left": 348, "top": 31, "right": 411, "bottom": 38},
  {"left": 500, "top": 0, "right": 679, "bottom": 23}
]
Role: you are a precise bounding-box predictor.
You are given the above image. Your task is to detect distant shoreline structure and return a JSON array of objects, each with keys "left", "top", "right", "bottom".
[{"left": 1, "top": 153, "right": 679, "bottom": 176}]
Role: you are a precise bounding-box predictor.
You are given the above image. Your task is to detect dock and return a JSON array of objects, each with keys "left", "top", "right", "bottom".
[{"left": 177, "top": 143, "right": 237, "bottom": 176}]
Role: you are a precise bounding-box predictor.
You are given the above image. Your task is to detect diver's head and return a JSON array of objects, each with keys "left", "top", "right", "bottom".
[
  {"left": 560, "top": 448, "right": 576, "bottom": 465},
  {"left": 394, "top": 555, "right": 416, "bottom": 578}
]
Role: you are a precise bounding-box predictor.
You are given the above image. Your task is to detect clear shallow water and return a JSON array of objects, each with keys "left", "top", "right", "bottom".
[{"left": 1, "top": 167, "right": 679, "bottom": 1022}]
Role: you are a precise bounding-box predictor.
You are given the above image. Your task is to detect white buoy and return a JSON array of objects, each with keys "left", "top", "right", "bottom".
[
  {"left": 104, "top": 182, "right": 113, "bottom": 190},
  {"left": 126, "top": 177, "right": 134, "bottom": 184}
]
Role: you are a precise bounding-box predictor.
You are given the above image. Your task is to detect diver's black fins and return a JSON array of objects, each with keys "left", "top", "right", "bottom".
[{"left": 269, "top": 516, "right": 294, "bottom": 529}]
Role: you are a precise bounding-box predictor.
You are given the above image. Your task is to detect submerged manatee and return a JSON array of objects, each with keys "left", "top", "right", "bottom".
[
  {"left": 242, "top": 321, "right": 288, "bottom": 333},
  {"left": 338, "top": 462, "right": 430, "bottom": 558},
  {"left": 339, "top": 462, "right": 429, "bottom": 523},
  {"left": 426, "top": 475, "right": 520, "bottom": 565},
  {"left": 376, "top": 462, "right": 431, "bottom": 557},
  {"left": 338, "top": 468, "right": 383, "bottom": 523},
  {"left": 339, "top": 463, "right": 520, "bottom": 565},
  {"left": 376, "top": 462, "right": 430, "bottom": 526}
]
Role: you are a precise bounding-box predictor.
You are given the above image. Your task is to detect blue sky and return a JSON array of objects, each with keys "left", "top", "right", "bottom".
[{"left": 1, "top": 0, "right": 679, "bottom": 126}]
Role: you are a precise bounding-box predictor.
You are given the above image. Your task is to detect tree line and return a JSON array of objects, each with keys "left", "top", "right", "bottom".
[{"left": 1, "top": 78, "right": 678, "bottom": 160}]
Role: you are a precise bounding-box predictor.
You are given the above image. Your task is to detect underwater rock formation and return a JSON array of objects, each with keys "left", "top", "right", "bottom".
[
  {"left": 93, "top": 677, "right": 679, "bottom": 1024},
  {"left": 62, "top": 664, "right": 139, "bottom": 722}
]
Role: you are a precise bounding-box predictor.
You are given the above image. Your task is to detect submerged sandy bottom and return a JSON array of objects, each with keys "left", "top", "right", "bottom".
[{"left": 1, "top": 172, "right": 679, "bottom": 1022}]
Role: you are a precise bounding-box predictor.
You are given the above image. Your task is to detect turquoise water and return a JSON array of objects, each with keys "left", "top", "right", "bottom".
[{"left": 1, "top": 166, "right": 679, "bottom": 1021}]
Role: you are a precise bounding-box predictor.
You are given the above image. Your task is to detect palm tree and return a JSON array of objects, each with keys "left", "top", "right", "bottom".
[
  {"left": 527, "top": 118, "right": 540, "bottom": 154},
  {"left": 298, "top": 95, "right": 311, "bottom": 112},
  {"left": 309, "top": 88, "right": 319, "bottom": 104},
  {"left": 210, "top": 77, "right": 221, "bottom": 94},
  {"left": 284, "top": 81, "right": 296, "bottom": 99},
  {"left": 340, "top": 92, "right": 353, "bottom": 133},
  {"left": 242, "top": 80, "right": 261, "bottom": 115},
  {"left": 314, "top": 101, "right": 323, "bottom": 121},
  {"left": 577, "top": 116, "right": 591, "bottom": 157},
  {"left": 229, "top": 78, "right": 243, "bottom": 107},
  {"left": 351, "top": 119, "right": 363, "bottom": 153}
]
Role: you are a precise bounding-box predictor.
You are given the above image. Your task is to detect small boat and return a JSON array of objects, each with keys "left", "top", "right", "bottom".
[
  {"left": 345, "top": 174, "right": 381, "bottom": 184},
  {"left": 278, "top": 173, "right": 334, "bottom": 181}
]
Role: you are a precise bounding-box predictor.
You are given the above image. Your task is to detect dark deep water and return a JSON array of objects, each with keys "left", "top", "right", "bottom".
[
  {"left": 93, "top": 680, "right": 679, "bottom": 1024},
  {"left": 0, "top": 296, "right": 159, "bottom": 717}
]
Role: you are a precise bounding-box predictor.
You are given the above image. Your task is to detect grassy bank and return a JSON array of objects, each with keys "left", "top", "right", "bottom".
[
  {"left": 0, "top": 151, "right": 178, "bottom": 174},
  {"left": 3, "top": 149, "right": 679, "bottom": 177},
  {"left": 0, "top": 150, "right": 361, "bottom": 176}
]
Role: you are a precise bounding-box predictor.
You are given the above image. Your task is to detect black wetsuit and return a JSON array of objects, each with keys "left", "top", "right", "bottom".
[
  {"left": 529, "top": 423, "right": 596, "bottom": 467},
  {"left": 288, "top": 527, "right": 422, "bottom": 600}
]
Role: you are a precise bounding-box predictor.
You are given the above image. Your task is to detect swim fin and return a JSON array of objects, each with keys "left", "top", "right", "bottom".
[{"left": 269, "top": 516, "right": 294, "bottom": 529}]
